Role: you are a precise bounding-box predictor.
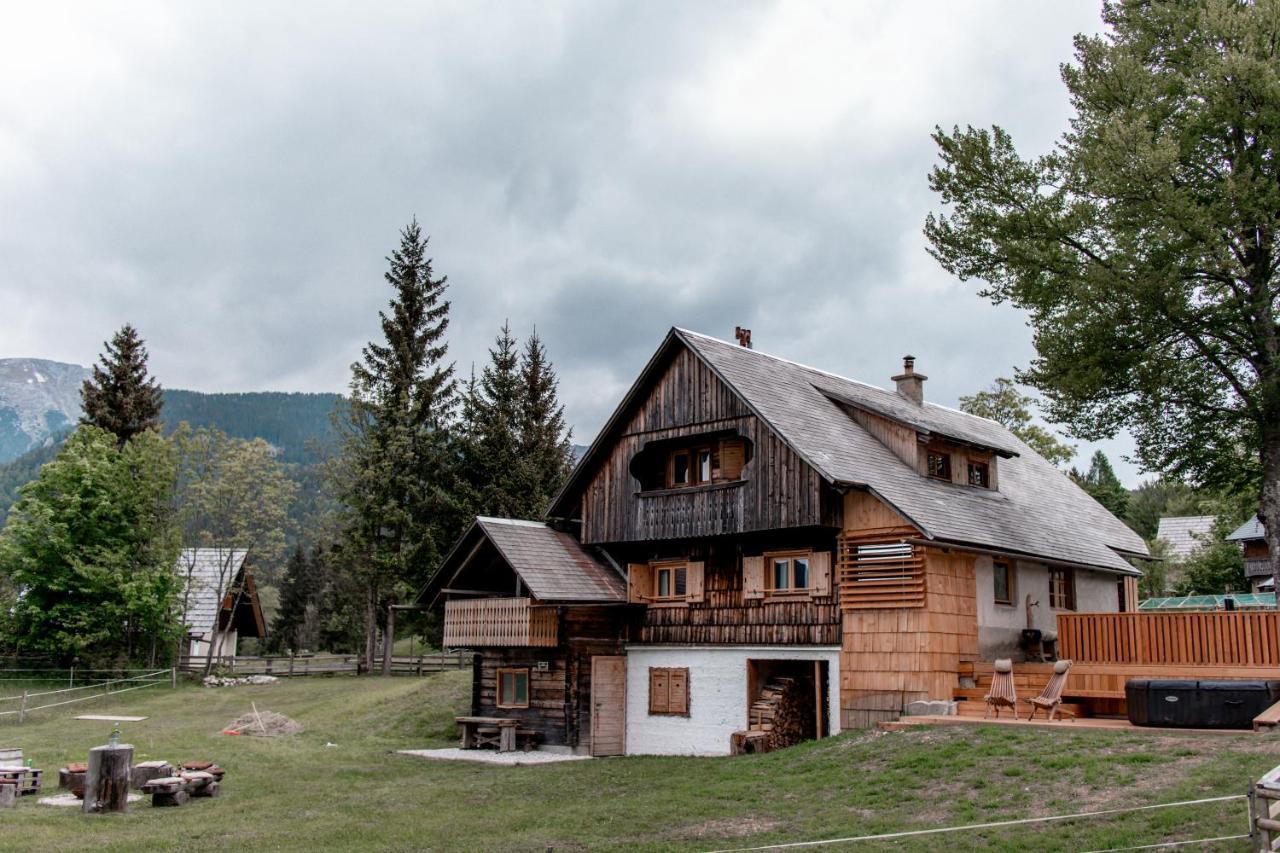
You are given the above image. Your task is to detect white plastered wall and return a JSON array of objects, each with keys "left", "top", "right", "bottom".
[
  {"left": 624, "top": 645, "right": 841, "bottom": 756},
  {"left": 974, "top": 554, "right": 1120, "bottom": 660}
]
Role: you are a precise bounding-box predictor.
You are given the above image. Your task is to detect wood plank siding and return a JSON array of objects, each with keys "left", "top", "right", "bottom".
[
  {"left": 630, "top": 537, "right": 841, "bottom": 645},
  {"left": 580, "top": 347, "right": 834, "bottom": 544},
  {"left": 838, "top": 491, "right": 979, "bottom": 729},
  {"left": 471, "top": 606, "right": 625, "bottom": 749}
]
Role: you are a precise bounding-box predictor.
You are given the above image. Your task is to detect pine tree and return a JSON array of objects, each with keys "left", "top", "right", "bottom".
[
  {"left": 518, "top": 330, "right": 573, "bottom": 514},
  {"left": 80, "top": 324, "right": 164, "bottom": 445},
  {"left": 1072, "top": 450, "right": 1129, "bottom": 519},
  {"left": 338, "top": 220, "right": 457, "bottom": 671},
  {"left": 272, "top": 545, "right": 316, "bottom": 653},
  {"left": 458, "top": 323, "right": 526, "bottom": 519}
]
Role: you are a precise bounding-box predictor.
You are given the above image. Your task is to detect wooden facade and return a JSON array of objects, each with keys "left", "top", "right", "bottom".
[
  {"left": 471, "top": 606, "right": 626, "bottom": 749},
  {"left": 581, "top": 347, "right": 835, "bottom": 544},
  {"left": 443, "top": 598, "right": 559, "bottom": 648}
]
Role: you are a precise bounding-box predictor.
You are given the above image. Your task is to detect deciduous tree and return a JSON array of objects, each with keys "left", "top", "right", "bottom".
[
  {"left": 926, "top": 1, "right": 1280, "bottom": 597},
  {"left": 958, "top": 377, "right": 1075, "bottom": 467}
]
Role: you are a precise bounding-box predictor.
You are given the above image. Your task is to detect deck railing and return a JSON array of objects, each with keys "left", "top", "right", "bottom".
[
  {"left": 1057, "top": 611, "right": 1280, "bottom": 667},
  {"left": 443, "top": 597, "right": 558, "bottom": 648}
]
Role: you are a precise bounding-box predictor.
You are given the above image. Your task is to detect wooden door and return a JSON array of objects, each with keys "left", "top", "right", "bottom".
[{"left": 590, "top": 655, "right": 626, "bottom": 756}]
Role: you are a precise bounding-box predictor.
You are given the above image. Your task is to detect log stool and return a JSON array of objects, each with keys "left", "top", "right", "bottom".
[
  {"left": 141, "top": 776, "right": 188, "bottom": 807},
  {"left": 0, "top": 779, "right": 17, "bottom": 809},
  {"left": 131, "top": 761, "right": 174, "bottom": 789}
]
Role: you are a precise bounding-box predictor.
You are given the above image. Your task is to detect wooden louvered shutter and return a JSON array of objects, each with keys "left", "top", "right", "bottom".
[
  {"left": 649, "top": 668, "right": 669, "bottom": 713},
  {"left": 743, "top": 556, "right": 764, "bottom": 600},
  {"left": 719, "top": 439, "right": 745, "bottom": 480},
  {"left": 668, "top": 668, "right": 688, "bottom": 714},
  {"left": 809, "top": 550, "right": 832, "bottom": 599},
  {"left": 686, "top": 561, "right": 705, "bottom": 603},
  {"left": 628, "top": 563, "right": 652, "bottom": 604}
]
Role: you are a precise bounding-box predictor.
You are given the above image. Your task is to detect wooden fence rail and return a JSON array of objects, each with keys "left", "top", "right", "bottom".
[
  {"left": 178, "top": 651, "right": 472, "bottom": 677},
  {"left": 1058, "top": 611, "right": 1280, "bottom": 668}
]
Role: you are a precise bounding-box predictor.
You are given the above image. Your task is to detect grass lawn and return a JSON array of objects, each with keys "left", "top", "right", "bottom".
[{"left": 0, "top": 672, "right": 1273, "bottom": 851}]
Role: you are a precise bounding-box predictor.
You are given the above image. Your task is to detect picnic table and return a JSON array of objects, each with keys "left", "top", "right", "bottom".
[{"left": 455, "top": 716, "right": 521, "bottom": 752}]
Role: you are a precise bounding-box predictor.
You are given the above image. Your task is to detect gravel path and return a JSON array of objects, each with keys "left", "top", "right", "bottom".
[{"left": 396, "top": 748, "right": 589, "bottom": 765}]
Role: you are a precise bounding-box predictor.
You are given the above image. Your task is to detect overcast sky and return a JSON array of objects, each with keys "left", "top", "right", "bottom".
[{"left": 0, "top": 1, "right": 1147, "bottom": 484}]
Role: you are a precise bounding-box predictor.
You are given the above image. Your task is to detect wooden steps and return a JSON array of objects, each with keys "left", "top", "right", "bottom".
[{"left": 1253, "top": 699, "right": 1280, "bottom": 732}]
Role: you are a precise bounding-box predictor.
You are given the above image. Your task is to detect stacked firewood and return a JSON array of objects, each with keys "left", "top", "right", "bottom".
[{"left": 742, "top": 677, "right": 815, "bottom": 752}]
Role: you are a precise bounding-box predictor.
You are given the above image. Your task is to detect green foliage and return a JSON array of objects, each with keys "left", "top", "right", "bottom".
[
  {"left": 1072, "top": 451, "right": 1130, "bottom": 520},
  {"left": 925, "top": 1, "right": 1280, "bottom": 589},
  {"left": 0, "top": 426, "right": 181, "bottom": 665},
  {"left": 958, "top": 377, "right": 1076, "bottom": 466},
  {"left": 271, "top": 545, "right": 321, "bottom": 653},
  {"left": 160, "top": 390, "right": 341, "bottom": 463},
  {"left": 337, "top": 219, "right": 459, "bottom": 625},
  {"left": 0, "top": 433, "right": 68, "bottom": 523},
  {"left": 80, "top": 324, "right": 164, "bottom": 445},
  {"left": 1173, "top": 518, "right": 1248, "bottom": 596},
  {"left": 1125, "top": 478, "right": 1200, "bottom": 541},
  {"left": 1137, "top": 537, "right": 1171, "bottom": 599},
  {"left": 458, "top": 324, "right": 575, "bottom": 520}
]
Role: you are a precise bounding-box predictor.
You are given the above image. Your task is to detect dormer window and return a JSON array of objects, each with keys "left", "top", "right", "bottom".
[
  {"left": 926, "top": 450, "right": 951, "bottom": 481},
  {"left": 968, "top": 461, "right": 990, "bottom": 488},
  {"left": 633, "top": 434, "right": 753, "bottom": 492}
]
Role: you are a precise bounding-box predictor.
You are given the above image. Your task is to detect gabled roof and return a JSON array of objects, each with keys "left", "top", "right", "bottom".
[
  {"left": 176, "top": 548, "right": 260, "bottom": 637},
  {"left": 422, "top": 518, "right": 626, "bottom": 605},
  {"left": 1155, "top": 515, "right": 1217, "bottom": 559},
  {"left": 1227, "top": 515, "right": 1266, "bottom": 542},
  {"left": 552, "top": 328, "right": 1147, "bottom": 574}
]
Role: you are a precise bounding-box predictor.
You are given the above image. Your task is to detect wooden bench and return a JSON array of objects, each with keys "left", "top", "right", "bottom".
[
  {"left": 456, "top": 716, "right": 520, "bottom": 752},
  {"left": 0, "top": 767, "right": 42, "bottom": 796}
]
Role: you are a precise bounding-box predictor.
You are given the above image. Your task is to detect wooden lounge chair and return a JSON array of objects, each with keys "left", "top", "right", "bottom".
[
  {"left": 984, "top": 659, "right": 1017, "bottom": 718},
  {"left": 1027, "top": 659, "right": 1074, "bottom": 722}
]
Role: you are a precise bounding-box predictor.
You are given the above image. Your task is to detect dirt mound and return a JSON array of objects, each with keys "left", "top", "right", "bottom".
[{"left": 223, "top": 709, "right": 303, "bottom": 737}]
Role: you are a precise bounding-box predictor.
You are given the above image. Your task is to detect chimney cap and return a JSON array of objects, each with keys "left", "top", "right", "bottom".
[
  {"left": 734, "top": 326, "right": 753, "bottom": 349},
  {"left": 902, "top": 355, "right": 916, "bottom": 373}
]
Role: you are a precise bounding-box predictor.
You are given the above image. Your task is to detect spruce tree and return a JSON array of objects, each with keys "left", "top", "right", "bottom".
[
  {"left": 458, "top": 323, "right": 526, "bottom": 519},
  {"left": 80, "top": 324, "right": 164, "bottom": 445},
  {"left": 1072, "top": 450, "right": 1129, "bottom": 519},
  {"left": 518, "top": 330, "right": 573, "bottom": 514},
  {"left": 272, "top": 545, "right": 316, "bottom": 653},
  {"left": 339, "top": 220, "right": 457, "bottom": 670}
]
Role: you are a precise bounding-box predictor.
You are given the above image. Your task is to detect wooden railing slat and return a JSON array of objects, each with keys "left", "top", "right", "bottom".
[{"left": 1058, "top": 611, "right": 1280, "bottom": 668}]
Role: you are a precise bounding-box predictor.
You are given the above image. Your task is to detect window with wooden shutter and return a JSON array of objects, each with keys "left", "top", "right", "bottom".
[
  {"left": 648, "top": 667, "right": 689, "bottom": 715},
  {"left": 808, "top": 550, "right": 832, "bottom": 599},
  {"left": 685, "top": 561, "right": 705, "bottom": 603},
  {"left": 742, "top": 555, "right": 765, "bottom": 600},
  {"left": 628, "top": 563, "right": 653, "bottom": 604},
  {"left": 837, "top": 531, "right": 925, "bottom": 610},
  {"left": 719, "top": 439, "right": 746, "bottom": 479}
]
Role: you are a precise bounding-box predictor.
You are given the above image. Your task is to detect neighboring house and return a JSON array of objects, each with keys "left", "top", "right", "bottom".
[
  {"left": 420, "top": 328, "right": 1147, "bottom": 756},
  {"left": 177, "top": 548, "right": 267, "bottom": 660},
  {"left": 1228, "top": 516, "right": 1273, "bottom": 592},
  {"left": 1155, "top": 515, "right": 1217, "bottom": 561}
]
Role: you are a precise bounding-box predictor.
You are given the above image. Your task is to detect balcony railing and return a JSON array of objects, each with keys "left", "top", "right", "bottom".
[
  {"left": 1057, "top": 610, "right": 1280, "bottom": 668},
  {"left": 443, "top": 597, "right": 558, "bottom": 648}
]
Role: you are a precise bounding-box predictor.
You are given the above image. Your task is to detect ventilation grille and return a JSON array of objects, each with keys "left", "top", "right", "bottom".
[{"left": 838, "top": 529, "right": 925, "bottom": 610}]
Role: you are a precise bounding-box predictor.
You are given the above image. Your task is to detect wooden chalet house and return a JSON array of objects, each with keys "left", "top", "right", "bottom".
[{"left": 420, "top": 328, "right": 1147, "bottom": 755}]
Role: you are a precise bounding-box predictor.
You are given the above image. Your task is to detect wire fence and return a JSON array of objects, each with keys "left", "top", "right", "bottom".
[{"left": 0, "top": 668, "right": 174, "bottom": 723}]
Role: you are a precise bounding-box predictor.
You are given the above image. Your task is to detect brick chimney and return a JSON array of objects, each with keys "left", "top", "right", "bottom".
[
  {"left": 734, "top": 326, "right": 752, "bottom": 349},
  {"left": 891, "top": 355, "right": 926, "bottom": 404}
]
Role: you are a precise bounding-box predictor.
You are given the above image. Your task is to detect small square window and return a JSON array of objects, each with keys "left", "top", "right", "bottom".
[
  {"left": 697, "top": 448, "right": 712, "bottom": 483},
  {"left": 968, "top": 461, "right": 990, "bottom": 488},
  {"left": 993, "top": 561, "right": 1012, "bottom": 605},
  {"left": 927, "top": 451, "right": 951, "bottom": 481},
  {"left": 1049, "top": 567, "right": 1076, "bottom": 610},
  {"left": 765, "top": 552, "right": 811, "bottom": 593},
  {"left": 654, "top": 564, "right": 687, "bottom": 600},
  {"left": 497, "top": 668, "right": 529, "bottom": 708}
]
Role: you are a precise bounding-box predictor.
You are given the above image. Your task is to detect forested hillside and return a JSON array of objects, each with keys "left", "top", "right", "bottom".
[{"left": 161, "top": 390, "right": 341, "bottom": 463}]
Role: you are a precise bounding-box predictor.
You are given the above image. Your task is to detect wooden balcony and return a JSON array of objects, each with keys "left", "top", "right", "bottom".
[{"left": 443, "top": 597, "right": 558, "bottom": 648}]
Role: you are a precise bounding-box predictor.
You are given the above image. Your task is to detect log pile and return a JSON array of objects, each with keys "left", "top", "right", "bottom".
[
  {"left": 140, "top": 765, "right": 225, "bottom": 807},
  {"left": 732, "top": 677, "right": 816, "bottom": 754}
]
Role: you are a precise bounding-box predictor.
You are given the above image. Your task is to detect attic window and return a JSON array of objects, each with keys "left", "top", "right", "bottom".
[
  {"left": 968, "top": 461, "right": 990, "bottom": 488},
  {"left": 926, "top": 450, "right": 951, "bottom": 481},
  {"left": 632, "top": 435, "right": 753, "bottom": 492}
]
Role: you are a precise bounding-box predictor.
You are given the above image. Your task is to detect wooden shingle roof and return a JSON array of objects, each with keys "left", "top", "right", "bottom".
[{"left": 422, "top": 518, "right": 626, "bottom": 605}]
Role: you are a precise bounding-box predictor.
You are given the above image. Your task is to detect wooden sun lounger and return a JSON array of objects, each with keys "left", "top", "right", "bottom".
[
  {"left": 984, "top": 659, "right": 1017, "bottom": 718},
  {"left": 1026, "top": 660, "right": 1075, "bottom": 722}
]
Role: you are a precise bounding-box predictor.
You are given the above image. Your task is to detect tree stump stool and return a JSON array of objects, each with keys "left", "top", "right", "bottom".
[
  {"left": 60, "top": 762, "right": 88, "bottom": 792},
  {"left": 131, "top": 761, "right": 174, "bottom": 788},
  {"left": 0, "top": 780, "right": 17, "bottom": 809},
  {"left": 83, "top": 743, "right": 133, "bottom": 814}
]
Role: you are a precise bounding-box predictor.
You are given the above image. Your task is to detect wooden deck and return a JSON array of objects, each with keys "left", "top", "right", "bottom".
[{"left": 883, "top": 714, "right": 1262, "bottom": 736}]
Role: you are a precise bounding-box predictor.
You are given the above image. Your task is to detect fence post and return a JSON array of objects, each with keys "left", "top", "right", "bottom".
[
  {"left": 18, "top": 690, "right": 27, "bottom": 725},
  {"left": 170, "top": 667, "right": 177, "bottom": 689},
  {"left": 69, "top": 665, "right": 74, "bottom": 689}
]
